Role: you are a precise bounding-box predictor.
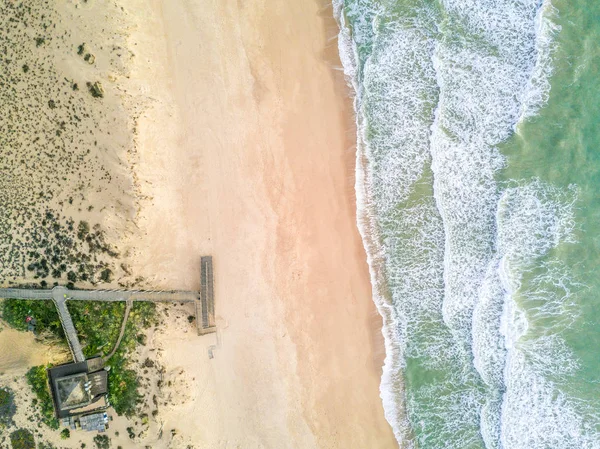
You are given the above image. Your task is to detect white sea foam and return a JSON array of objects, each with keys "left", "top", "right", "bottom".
[
  {"left": 517, "top": 0, "right": 561, "bottom": 124},
  {"left": 500, "top": 350, "right": 600, "bottom": 449},
  {"left": 333, "top": 1, "right": 418, "bottom": 445},
  {"left": 472, "top": 180, "right": 600, "bottom": 448},
  {"left": 494, "top": 182, "right": 600, "bottom": 448},
  {"left": 362, "top": 24, "right": 438, "bottom": 216},
  {"left": 430, "top": 0, "right": 549, "bottom": 348},
  {"left": 428, "top": 2, "right": 580, "bottom": 448},
  {"left": 332, "top": 0, "right": 598, "bottom": 447}
]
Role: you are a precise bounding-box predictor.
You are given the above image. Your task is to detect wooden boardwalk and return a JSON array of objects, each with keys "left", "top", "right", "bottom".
[
  {"left": 0, "top": 286, "right": 200, "bottom": 302},
  {"left": 199, "top": 256, "right": 216, "bottom": 334},
  {"left": 0, "top": 257, "right": 217, "bottom": 362},
  {"left": 53, "top": 295, "right": 85, "bottom": 363},
  {"left": 103, "top": 300, "right": 133, "bottom": 363}
]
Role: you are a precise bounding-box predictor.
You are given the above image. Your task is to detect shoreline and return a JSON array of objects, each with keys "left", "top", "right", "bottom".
[
  {"left": 0, "top": 0, "right": 397, "bottom": 447},
  {"left": 123, "top": 0, "right": 396, "bottom": 446},
  {"left": 331, "top": 4, "right": 412, "bottom": 445}
]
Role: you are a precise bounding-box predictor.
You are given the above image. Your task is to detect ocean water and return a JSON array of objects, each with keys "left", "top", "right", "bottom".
[{"left": 333, "top": 0, "right": 600, "bottom": 447}]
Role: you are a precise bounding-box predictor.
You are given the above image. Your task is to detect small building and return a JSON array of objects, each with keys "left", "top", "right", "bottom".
[
  {"left": 47, "top": 357, "right": 109, "bottom": 421},
  {"left": 79, "top": 412, "right": 109, "bottom": 432},
  {"left": 61, "top": 412, "right": 109, "bottom": 432}
]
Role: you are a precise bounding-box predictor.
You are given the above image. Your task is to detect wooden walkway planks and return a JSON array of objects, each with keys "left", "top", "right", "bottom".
[
  {"left": 198, "top": 256, "right": 216, "bottom": 335},
  {"left": 53, "top": 296, "right": 85, "bottom": 363},
  {"left": 0, "top": 287, "right": 199, "bottom": 303},
  {"left": 0, "top": 254, "right": 217, "bottom": 360}
]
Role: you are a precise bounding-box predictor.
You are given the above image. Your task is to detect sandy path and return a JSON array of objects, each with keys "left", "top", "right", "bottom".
[
  {"left": 0, "top": 325, "right": 65, "bottom": 376},
  {"left": 122, "top": 0, "right": 397, "bottom": 447}
]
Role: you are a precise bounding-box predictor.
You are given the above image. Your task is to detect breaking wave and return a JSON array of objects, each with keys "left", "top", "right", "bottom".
[{"left": 334, "top": 0, "right": 600, "bottom": 447}]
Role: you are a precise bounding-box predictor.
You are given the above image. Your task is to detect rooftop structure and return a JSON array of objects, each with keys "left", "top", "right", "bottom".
[
  {"left": 47, "top": 358, "right": 108, "bottom": 419},
  {"left": 61, "top": 412, "right": 109, "bottom": 432},
  {"left": 54, "top": 372, "right": 90, "bottom": 411},
  {"left": 79, "top": 412, "right": 109, "bottom": 432}
]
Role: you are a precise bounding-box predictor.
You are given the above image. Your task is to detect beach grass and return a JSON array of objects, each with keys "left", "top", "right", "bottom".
[{"left": 26, "top": 365, "right": 58, "bottom": 429}]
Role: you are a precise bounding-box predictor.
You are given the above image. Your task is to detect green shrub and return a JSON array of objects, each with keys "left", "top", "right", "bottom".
[
  {"left": 87, "top": 82, "right": 104, "bottom": 99},
  {"left": 69, "top": 301, "right": 156, "bottom": 416},
  {"left": 100, "top": 268, "right": 112, "bottom": 283},
  {"left": 60, "top": 428, "right": 70, "bottom": 439},
  {"left": 93, "top": 434, "right": 110, "bottom": 449},
  {"left": 9, "top": 429, "right": 35, "bottom": 449},
  {"left": 0, "top": 387, "right": 16, "bottom": 427},
  {"left": 37, "top": 442, "right": 57, "bottom": 449},
  {"left": 77, "top": 221, "right": 90, "bottom": 240},
  {"left": 26, "top": 366, "right": 58, "bottom": 429},
  {"left": 1, "top": 299, "right": 63, "bottom": 337}
]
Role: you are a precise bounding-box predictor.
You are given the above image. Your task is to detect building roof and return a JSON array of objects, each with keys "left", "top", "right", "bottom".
[
  {"left": 47, "top": 358, "right": 109, "bottom": 419},
  {"left": 86, "top": 357, "right": 104, "bottom": 373},
  {"left": 88, "top": 370, "right": 108, "bottom": 399},
  {"left": 47, "top": 362, "right": 89, "bottom": 418},
  {"left": 54, "top": 373, "right": 91, "bottom": 411},
  {"left": 79, "top": 412, "right": 108, "bottom": 432}
]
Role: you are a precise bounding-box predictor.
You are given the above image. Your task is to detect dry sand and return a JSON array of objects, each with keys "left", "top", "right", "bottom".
[
  {"left": 0, "top": 322, "right": 66, "bottom": 377},
  {"left": 1, "top": 0, "right": 397, "bottom": 447},
  {"left": 120, "top": 0, "right": 397, "bottom": 447}
]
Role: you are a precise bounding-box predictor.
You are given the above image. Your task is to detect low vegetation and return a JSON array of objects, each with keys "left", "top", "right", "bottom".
[
  {"left": 1, "top": 298, "right": 157, "bottom": 421},
  {"left": 71, "top": 301, "right": 156, "bottom": 416},
  {"left": 9, "top": 429, "right": 35, "bottom": 449},
  {"left": 93, "top": 434, "right": 110, "bottom": 449},
  {"left": 26, "top": 366, "right": 58, "bottom": 429},
  {"left": 87, "top": 81, "right": 104, "bottom": 98},
  {"left": 1, "top": 299, "right": 64, "bottom": 336},
  {"left": 0, "top": 387, "right": 16, "bottom": 428},
  {"left": 68, "top": 300, "right": 157, "bottom": 415},
  {"left": 37, "top": 443, "right": 57, "bottom": 449}
]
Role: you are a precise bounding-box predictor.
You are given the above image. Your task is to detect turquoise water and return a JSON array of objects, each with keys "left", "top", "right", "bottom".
[{"left": 334, "top": 0, "right": 600, "bottom": 447}]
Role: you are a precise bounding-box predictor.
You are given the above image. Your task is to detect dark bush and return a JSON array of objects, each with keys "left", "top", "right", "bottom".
[
  {"left": 9, "top": 428, "right": 35, "bottom": 449},
  {"left": 100, "top": 268, "right": 113, "bottom": 283},
  {"left": 0, "top": 388, "right": 16, "bottom": 427},
  {"left": 93, "top": 434, "right": 110, "bottom": 449}
]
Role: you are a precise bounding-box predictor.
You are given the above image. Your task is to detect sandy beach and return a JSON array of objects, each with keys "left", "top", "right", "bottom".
[
  {"left": 122, "top": 0, "right": 396, "bottom": 446},
  {"left": 0, "top": 0, "right": 396, "bottom": 447}
]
